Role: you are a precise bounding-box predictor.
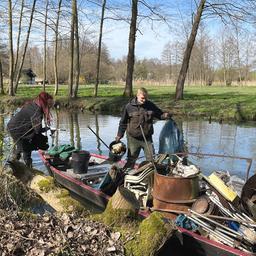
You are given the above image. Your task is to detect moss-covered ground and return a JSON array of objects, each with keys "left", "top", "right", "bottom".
[{"left": 92, "top": 197, "right": 176, "bottom": 256}]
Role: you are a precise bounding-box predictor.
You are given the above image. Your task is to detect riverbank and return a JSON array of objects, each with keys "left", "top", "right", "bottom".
[{"left": 1, "top": 85, "right": 256, "bottom": 122}]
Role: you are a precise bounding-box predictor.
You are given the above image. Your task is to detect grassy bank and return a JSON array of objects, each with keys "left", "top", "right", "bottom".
[{"left": 1, "top": 84, "right": 256, "bottom": 122}]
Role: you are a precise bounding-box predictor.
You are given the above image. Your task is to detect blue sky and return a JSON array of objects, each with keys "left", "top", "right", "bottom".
[
  {"left": 2, "top": 0, "right": 251, "bottom": 61},
  {"left": 86, "top": 0, "right": 195, "bottom": 60},
  {"left": 103, "top": 20, "right": 171, "bottom": 60}
]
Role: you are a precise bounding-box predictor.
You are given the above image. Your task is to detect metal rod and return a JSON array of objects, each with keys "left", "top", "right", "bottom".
[
  {"left": 190, "top": 210, "right": 242, "bottom": 238},
  {"left": 151, "top": 207, "right": 256, "bottom": 226},
  {"left": 139, "top": 125, "right": 157, "bottom": 171},
  {"left": 175, "top": 152, "right": 252, "bottom": 181},
  {"left": 215, "top": 226, "right": 241, "bottom": 239},
  {"left": 87, "top": 125, "right": 109, "bottom": 149},
  {"left": 187, "top": 216, "right": 235, "bottom": 247}
]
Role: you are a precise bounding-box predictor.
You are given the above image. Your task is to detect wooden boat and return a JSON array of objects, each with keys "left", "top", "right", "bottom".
[{"left": 38, "top": 150, "right": 255, "bottom": 256}]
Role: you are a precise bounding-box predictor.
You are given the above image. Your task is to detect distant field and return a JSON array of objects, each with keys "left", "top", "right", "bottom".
[{"left": 1, "top": 84, "right": 256, "bottom": 122}]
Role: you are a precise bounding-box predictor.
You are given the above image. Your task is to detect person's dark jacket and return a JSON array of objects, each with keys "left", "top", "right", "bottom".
[
  {"left": 7, "top": 102, "right": 44, "bottom": 141},
  {"left": 117, "top": 97, "right": 165, "bottom": 140}
]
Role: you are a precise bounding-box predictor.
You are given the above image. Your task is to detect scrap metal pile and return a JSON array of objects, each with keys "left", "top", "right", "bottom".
[{"left": 152, "top": 154, "right": 256, "bottom": 253}]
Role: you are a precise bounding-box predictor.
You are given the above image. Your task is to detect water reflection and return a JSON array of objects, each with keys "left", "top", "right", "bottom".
[{"left": 1, "top": 109, "right": 256, "bottom": 179}]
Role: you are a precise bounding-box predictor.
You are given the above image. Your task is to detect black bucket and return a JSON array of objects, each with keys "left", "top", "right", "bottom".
[{"left": 71, "top": 150, "right": 90, "bottom": 174}]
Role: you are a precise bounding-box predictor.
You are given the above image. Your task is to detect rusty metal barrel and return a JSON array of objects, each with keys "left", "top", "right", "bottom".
[{"left": 152, "top": 172, "right": 199, "bottom": 218}]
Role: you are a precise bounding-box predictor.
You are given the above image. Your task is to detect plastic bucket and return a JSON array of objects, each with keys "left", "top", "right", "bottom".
[{"left": 71, "top": 150, "right": 90, "bottom": 174}]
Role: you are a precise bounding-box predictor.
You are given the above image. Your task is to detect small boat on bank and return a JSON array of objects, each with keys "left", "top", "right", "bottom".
[{"left": 38, "top": 149, "right": 255, "bottom": 256}]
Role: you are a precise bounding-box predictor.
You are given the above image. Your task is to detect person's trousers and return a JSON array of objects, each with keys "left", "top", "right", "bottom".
[
  {"left": 15, "top": 139, "right": 32, "bottom": 167},
  {"left": 124, "top": 134, "right": 154, "bottom": 169}
]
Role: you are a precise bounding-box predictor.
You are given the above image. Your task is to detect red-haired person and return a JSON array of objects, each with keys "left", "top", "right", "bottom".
[{"left": 7, "top": 92, "right": 54, "bottom": 167}]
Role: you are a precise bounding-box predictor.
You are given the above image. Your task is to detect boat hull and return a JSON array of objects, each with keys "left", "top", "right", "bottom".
[{"left": 38, "top": 150, "right": 255, "bottom": 256}]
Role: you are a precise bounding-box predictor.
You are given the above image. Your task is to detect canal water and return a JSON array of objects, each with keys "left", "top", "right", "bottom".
[{"left": 1, "top": 109, "right": 256, "bottom": 180}]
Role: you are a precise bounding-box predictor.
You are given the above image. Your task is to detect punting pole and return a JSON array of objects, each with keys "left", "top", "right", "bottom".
[
  {"left": 87, "top": 125, "right": 109, "bottom": 150},
  {"left": 139, "top": 125, "right": 157, "bottom": 171}
]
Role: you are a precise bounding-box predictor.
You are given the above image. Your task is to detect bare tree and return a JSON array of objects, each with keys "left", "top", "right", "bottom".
[
  {"left": 219, "top": 29, "right": 236, "bottom": 86},
  {"left": 8, "top": 0, "right": 14, "bottom": 96},
  {"left": 233, "top": 26, "right": 243, "bottom": 85},
  {"left": 14, "top": 0, "right": 37, "bottom": 93},
  {"left": 13, "top": 0, "right": 25, "bottom": 76},
  {"left": 54, "top": 0, "right": 62, "bottom": 96},
  {"left": 68, "top": 0, "right": 75, "bottom": 97},
  {"left": 0, "top": 59, "right": 3, "bottom": 94},
  {"left": 94, "top": 0, "right": 106, "bottom": 97},
  {"left": 175, "top": 0, "right": 206, "bottom": 100},
  {"left": 43, "top": 0, "right": 49, "bottom": 91},
  {"left": 123, "top": 0, "right": 138, "bottom": 97},
  {"left": 72, "top": 0, "right": 80, "bottom": 98}
]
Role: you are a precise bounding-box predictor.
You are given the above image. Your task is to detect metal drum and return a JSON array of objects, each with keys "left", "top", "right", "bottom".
[
  {"left": 153, "top": 172, "right": 199, "bottom": 202},
  {"left": 152, "top": 172, "right": 199, "bottom": 218}
]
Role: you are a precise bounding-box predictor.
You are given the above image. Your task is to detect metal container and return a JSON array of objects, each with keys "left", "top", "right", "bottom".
[
  {"left": 191, "top": 195, "right": 218, "bottom": 215},
  {"left": 153, "top": 172, "right": 199, "bottom": 203}
]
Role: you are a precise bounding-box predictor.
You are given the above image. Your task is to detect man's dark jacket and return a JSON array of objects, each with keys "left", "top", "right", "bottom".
[{"left": 117, "top": 97, "right": 165, "bottom": 140}]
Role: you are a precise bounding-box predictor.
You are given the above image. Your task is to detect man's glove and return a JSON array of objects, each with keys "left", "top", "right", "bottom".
[{"left": 41, "top": 126, "right": 50, "bottom": 133}]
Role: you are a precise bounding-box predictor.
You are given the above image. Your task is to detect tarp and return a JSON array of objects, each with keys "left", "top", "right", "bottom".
[
  {"left": 158, "top": 119, "right": 184, "bottom": 154},
  {"left": 47, "top": 144, "right": 77, "bottom": 160}
]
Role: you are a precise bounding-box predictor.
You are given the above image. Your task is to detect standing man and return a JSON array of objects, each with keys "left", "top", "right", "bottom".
[
  {"left": 115, "top": 87, "right": 171, "bottom": 169},
  {"left": 7, "top": 92, "right": 54, "bottom": 167}
]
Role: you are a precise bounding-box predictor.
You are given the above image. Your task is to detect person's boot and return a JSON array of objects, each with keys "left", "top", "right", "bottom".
[
  {"left": 10, "top": 151, "right": 21, "bottom": 162},
  {"left": 24, "top": 158, "right": 32, "bottom": 168}
]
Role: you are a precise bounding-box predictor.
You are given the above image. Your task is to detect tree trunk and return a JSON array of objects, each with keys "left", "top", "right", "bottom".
[
  {"left": 43, "top": 0, "right": 49, "bottom": 91},
  {"left": 14, "top": 0, "right": 37, "bottom": 93},
  {"left": 111, "top": 186, "right": 140, "bottom": 214},
  {"left": 94, "top": 0, "right": 106, "bottom": 97},
  {"left": 0, "top": 59, "right": 4, "bottom": 94},
  {"left": 72, "top": 0, "right": 80, "bottom": 98},
  {"left": 13, "top": 0, "right": 25, "bottom": 77},
  {"left": 8, "top": 0, "right": 14, "bottom": 96},
  {"left": 68, "top": 0, "right": 75, "bottom": 98},
  {"left": 123, "top": 0, "right": 138, "bottom": 98},
  {"left": 175, "top": 0, "right": 206, "bottom": 100},
  {"left": 54, "top": 0, "right": 62, "bottom": 96}
]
